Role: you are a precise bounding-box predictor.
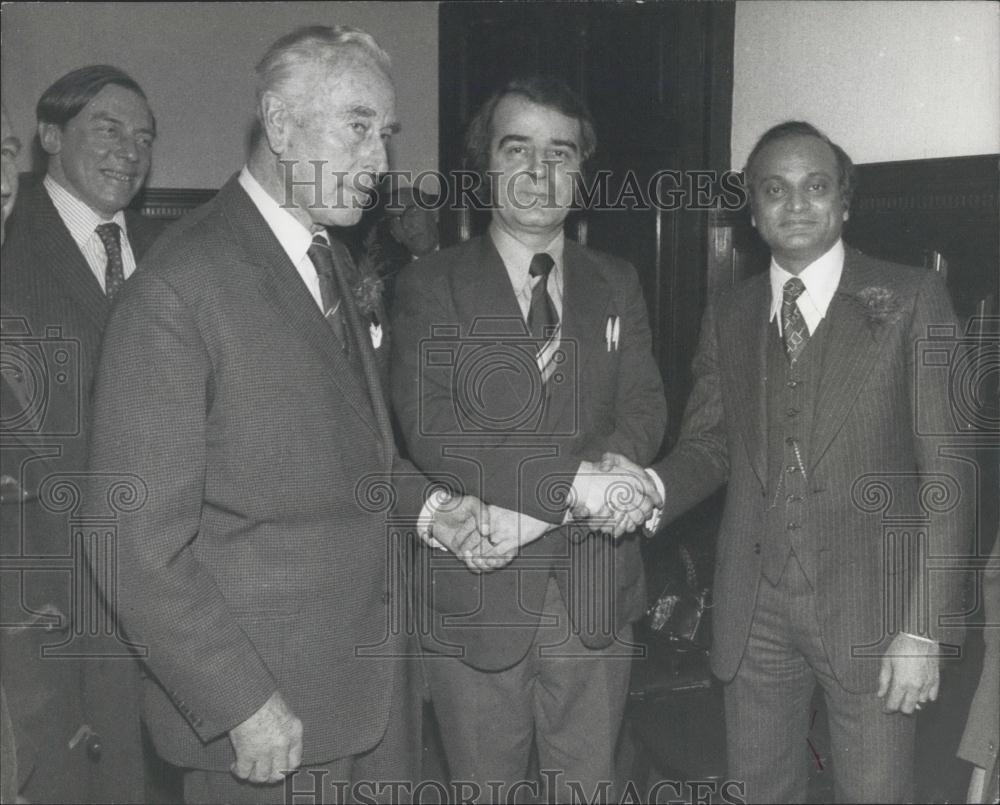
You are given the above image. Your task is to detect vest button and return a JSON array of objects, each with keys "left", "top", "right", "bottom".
[
  {"left": 753, "top": 543, "right": 761, "bottom": 554},
  {"left": 786, "top": 380, "right": 798, "bottom": 388},
  {"left": 786, "top": 494, "right": 801, "bottom": 503},
  {"left": 786, "top": 522, "right": 801, "bottom": 531},
  {"left": 786, "top": 407, "right": 800, "bottom": 417}
]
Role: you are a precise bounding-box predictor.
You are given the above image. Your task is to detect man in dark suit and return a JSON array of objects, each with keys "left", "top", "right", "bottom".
[
  {"left": 391, "top": 76, "right": 666, "bottom": 803},
  {"left": 87, "top": 26, "right": 491, "bottom": 804},
  {"left": 0, "top": 67, "right": 161, "bottom": 803},
  {"left": 1, "top": 102, "right": 23, "bottom": 805},
  {"left": 609, "top": 121, "right": 974, "bottom": 802}
]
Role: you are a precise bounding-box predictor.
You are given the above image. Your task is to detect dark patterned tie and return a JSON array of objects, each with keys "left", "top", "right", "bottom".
[
  {"left": 781, "top": 277, "right": 809, "bottom": 363},
  {"left": 95, "top": 222, "right": 125, "bottom": 299},
  {"left": 527, "top": 252, "right": 558, "bottom": 346},
  {"left": 308, "top": 235, "right": 350, "bottom": 354}
]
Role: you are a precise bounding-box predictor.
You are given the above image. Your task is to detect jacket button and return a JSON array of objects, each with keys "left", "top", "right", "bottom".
[
  {"left": 86, "top": 732, "right": 103, "bottom": 762},
  {"left": 787, "top": 522, "right": 801, "bottom": 531},
  {"left": 753, "top": 543, "right": 761, "bottom": 555}
]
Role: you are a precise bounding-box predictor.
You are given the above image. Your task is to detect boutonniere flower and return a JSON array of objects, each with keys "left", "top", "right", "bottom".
[
  {"left": 351, "top": 227, "right": 387, "bottom": 348},
  {"left": 855, "top": 286, "right": 902, "bottom": 327}
]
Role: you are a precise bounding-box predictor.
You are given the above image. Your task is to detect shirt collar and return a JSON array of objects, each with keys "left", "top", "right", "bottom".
[
  {"left": 238, "top": 166, "right": 318, "bottom": 268},
  {"left": 769, "top": 239, "right": 845, "bottom": 334},
  {"left": 44, "top": 174, "right": 128, "bottom": 249},
  {"left": 488, "top": 221, "right": 565, "bottom": 291}
]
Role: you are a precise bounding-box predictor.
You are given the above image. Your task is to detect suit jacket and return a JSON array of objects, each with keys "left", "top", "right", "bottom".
[
  {"left": 651, "top": 249, "right": 974, "bottom": 693},
  {"left": 958, "top": 529, "right": 999, "bottom": 775},
  {"left": 87, "top": 176, "right": 428, "bottom": 770},
  {"left": 390, "top": 234, "right": 666, "bottom": 670},
  {"left": 0, "top": 175, "right": 162, "bottom": 802}
]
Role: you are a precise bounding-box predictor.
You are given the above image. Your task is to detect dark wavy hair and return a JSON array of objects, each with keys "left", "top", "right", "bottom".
[
  {"left": 743, "top": 120, "right": 855, "bottom": 208},
  {"left": 463, "top": 75, "right": 597, "bottom": 177},
  {"left": 36, "top": 65, "right": 149, "bottom": 128}
]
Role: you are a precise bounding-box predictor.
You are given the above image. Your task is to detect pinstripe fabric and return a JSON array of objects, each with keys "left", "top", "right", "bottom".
[
  {"left": 652, "top": 249, "right": 975, "bottom": 797},
  {"left": 0, "top": 174, "right": 163, "bottom": 802},
  {"left": 87, "top": 176, "right": 424, "bottom": 772},
  {"left": 726, "top": 555, "right": 915, "bottom": 803},
  {"left": 654, "top": 250, "right": 973, "bottom": 690}
]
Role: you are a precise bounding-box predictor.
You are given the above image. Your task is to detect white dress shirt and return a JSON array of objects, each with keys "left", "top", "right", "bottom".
[
  {"left": 489, "top": 221, "right": 565, "bottom": 323},
  {"left": 768, "top": 239, "right": 845, "bottom": 336},
  {"left": 237, "top": 166, "right": 326, "bottom": 311},
  {"left": 44, "top": 175, "right": 137, "bottom": 291}
]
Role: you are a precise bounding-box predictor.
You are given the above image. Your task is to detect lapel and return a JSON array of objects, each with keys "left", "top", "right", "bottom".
[
  {"left": 452, "top": 236, "right": 539, "bottom": 415},
  {"left": 809, "top": 251, "right": 893, "bottom": 471},
  {"left": 216, "top": 179, "right": 384, "bottom": 448},
  {"left": 327, "top": 237, "right": 395, "bottom": 467},
  {"left": 21, "top": 179, "right": 109, "bottom": 334},
  {"left": 721, "top": 274, "right": 770, "bottom": 489},
  {"left": 547, "top": 239, "right": 613, "bottom": 429}
]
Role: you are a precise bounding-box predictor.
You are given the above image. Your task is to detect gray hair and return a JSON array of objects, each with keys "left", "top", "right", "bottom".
[{"left": 255, "top": 25, "right": 390, "bottom": 119}]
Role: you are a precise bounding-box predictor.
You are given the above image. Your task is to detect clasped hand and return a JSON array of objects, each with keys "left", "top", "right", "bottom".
[
  {"left": 428, "top": 453, "right": 663, "bottom": 572},
  {"left": 429, "top": 495, "right": 549, "bottom": 573},
  {"left": 570, "top": 452, "right": 663, "bottom": 538}
]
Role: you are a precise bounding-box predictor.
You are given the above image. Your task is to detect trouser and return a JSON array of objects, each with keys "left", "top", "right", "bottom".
[
  {"left": 424, "top": 577, "right": 634, "bottom": 804},
  {"left": 725, "top": 553, "right": 915, "bottom": 803}
]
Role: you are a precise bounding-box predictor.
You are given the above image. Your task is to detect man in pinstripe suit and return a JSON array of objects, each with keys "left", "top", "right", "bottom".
[{"left": 611, "top": 121, "right": 974, "bottom": 802}]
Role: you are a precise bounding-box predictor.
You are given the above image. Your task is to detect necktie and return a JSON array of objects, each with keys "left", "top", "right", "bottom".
[
  {"left": 527, "top": 253, "right": 558, "bottom": 345},
  {"left": 308, "top": 235, "right": 350, "bottom": 354},
  {"left": 95, "top": 222, "right": 125, "bottom": 300},
  {"left": 781, "top": 277, "right": 809, "bottom": 363}
]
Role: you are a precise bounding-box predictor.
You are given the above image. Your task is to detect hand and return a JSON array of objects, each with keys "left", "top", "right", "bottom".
[
  {"left": 229, "top": 690, "right": 303, "bottom": 784},
  {"left": 469, "top": 506, "right": 552, "bottom": 571},
  {"left": 571, "top": 454, "right": 663, "bottom": 538},
  {"left": 429, "top": 494, "right": 493, "bottom": 573},
  {"left": 877, "top": 633, "right": 940, "bottom": 714}
]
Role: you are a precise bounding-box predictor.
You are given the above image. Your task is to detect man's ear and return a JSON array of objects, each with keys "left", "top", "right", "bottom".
[
  {"left": 842, "top": 206, "right": 850, "bottom": 223},
  {"left": 259, "top": 92, "right": 292, "bottom": 155},
  {"left": 38, "top": 122, "right": 62, "bottom": 156}
]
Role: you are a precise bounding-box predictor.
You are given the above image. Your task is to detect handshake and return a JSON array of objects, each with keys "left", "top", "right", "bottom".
[{"left": 425, "top": 453, "right": 663, "bottom": 573}]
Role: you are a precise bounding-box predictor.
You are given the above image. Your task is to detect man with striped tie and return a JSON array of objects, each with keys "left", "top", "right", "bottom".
[
  {"left": 87, "top": 27, "right": 496, "bottom": 803},
  {"left": 390, "top": 76, "right": 666, "bottom": 803},
  {"left": 0, "top": 66, "right": 160, "bottom": 803},
  {"left": 611, "top": 121, "right": 975, "bottom": 802}
]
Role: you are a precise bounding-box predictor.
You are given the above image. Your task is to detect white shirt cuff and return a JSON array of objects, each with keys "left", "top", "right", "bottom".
[
  {"left": 644, "top": 468, "right": 664, "bottom": 533},
  {"left": 900, "top": 631, "right": 937, "bottom": 646},
  {"left": 563, "top": 461, "right": 595, "bottom": 524},
  {"left": 418, "top": 488, "right": 451, "bottom": 550}
]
